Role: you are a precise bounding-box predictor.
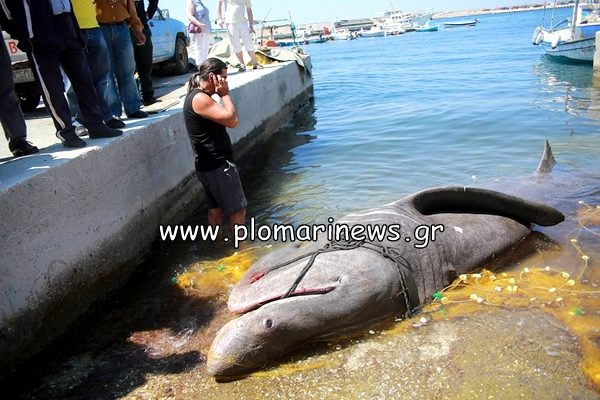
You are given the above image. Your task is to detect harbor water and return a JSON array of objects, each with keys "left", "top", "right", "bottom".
[{"left": 8, "top": 9, "right": 600, "bottom": 399}]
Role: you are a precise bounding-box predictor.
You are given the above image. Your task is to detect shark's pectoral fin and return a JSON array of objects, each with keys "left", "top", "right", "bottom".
[{"left": 411, "top": 186, "right": 564, "bottom": 227}]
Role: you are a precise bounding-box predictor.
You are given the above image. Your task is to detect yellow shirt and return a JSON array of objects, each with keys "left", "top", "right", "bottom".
[
  {"left": 71, "top": 0, "right": 100, "bottom": 29},
  {"left": 95, "top": 0, "right": 144, "bottom": 32}
]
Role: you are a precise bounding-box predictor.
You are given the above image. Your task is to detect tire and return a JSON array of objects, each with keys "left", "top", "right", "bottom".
[
  {"left": 18, "top": 93, "right": 41, "bottom": 113},
  {"left": 169, "top": 37, "right": 188, "bottom": 75}
]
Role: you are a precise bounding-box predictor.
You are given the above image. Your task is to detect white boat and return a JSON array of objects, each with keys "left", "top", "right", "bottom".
[
  {"left": 443, "top": 19, "right": 478, "bottom": 28},
  {"left": 329, "top": 28, "right": 356, "bottom": 40},
  {"left": 532, "top": 0, "right": 600, "bottom": 62},
  {"left": 373, "top": 9, "right": 433, "bottom": 33},
  {"left": 359, "top": 25, "right": 387, "bottom": 38}
]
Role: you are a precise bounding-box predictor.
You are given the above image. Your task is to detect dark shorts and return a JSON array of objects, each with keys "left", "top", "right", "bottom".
[{"left": 196, "top": 161, "right": 248, "bottom": 216}]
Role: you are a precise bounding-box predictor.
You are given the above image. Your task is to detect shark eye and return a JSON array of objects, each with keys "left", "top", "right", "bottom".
[{"left": 264, "top": 319, "right": 274, "bottom": 328}]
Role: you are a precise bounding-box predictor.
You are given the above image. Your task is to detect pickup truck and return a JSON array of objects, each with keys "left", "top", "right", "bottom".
[{"left": 3, "top": 9, "right": 189, "bottom": 112}]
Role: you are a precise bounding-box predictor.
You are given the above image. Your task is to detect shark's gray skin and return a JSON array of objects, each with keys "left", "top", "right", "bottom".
[{"left": 207, "top": 141, "right": 564, "bottom": 378}]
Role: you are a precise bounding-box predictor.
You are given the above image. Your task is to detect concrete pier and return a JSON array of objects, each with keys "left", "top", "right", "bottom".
[
  {"left": 594, "top": 31, "right": 600, "bottom": 85},
  {"left": 0, "top": 58, "right": 313, "bottom": 371}
]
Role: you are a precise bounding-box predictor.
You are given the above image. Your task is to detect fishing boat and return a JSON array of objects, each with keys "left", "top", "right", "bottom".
[
  {"left": 299, "top": 35, "right": 327, "bottom": 44},
  {"left": 415, "top": 19, "right": 440, "bottom": 32},
  {"left": 255, "top": 18, "right": 300, "bottom": 47},
  {"left": 532, "top": 0, "right": 600, "bottom": 62},
  {"left": 276, "top": 39, "right": 298, "bottom": 47},
  {"left": 443, "top": 19, "right": 478, "bottom": 28}
]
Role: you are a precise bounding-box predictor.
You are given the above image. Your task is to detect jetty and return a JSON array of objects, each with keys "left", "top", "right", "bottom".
[{"left": 0, "top": 56, "right": 313, "bottom": 372}]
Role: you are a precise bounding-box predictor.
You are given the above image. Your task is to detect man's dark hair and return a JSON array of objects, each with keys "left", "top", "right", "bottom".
[{"left": 187, "top": 58, "right": 228, "bottom": 92}]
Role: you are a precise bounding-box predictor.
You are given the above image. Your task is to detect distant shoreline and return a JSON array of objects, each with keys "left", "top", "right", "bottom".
[
  {"left": 433, "top": 3, "right": 572, "bottom": 19},
  {"left": 276, "top": 3, "right": 575, "bottom": 40}
]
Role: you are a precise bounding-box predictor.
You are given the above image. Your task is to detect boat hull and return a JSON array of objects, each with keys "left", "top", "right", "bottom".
[
  {"left": 443, "top": 20, "right": 477, "bottom": 28},
  {"left": 531, "top": 1, "right": 600, "bottom": 63},
  {"left": 361, "top": 31, "right": 386, "bottom": 38},
  {"left": 542, "top": 36, "right": 596, "bottom": 62},
  {"left": 416, "top": 25, "right": 439, "bottom": 32}
]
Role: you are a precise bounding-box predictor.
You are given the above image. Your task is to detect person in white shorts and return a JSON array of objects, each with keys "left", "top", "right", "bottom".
[{"left": 216, "top": 0, "right": 262, "bottom": 71}]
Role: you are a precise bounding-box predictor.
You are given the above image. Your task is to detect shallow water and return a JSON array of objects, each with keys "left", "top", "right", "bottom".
[{"left": 6, "top": 9, "right": 600, "bottom": 399}]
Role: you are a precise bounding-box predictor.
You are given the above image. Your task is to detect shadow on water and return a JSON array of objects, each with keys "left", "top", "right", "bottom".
[
  {"left": 0, "top": 102, "right": 319, "bottom": 400},
  {"left": 1, "top": 250, "right": 211, "bottom": 399},
  {"left": 240, "top": 101, "right": 319, "bottom": 225}
]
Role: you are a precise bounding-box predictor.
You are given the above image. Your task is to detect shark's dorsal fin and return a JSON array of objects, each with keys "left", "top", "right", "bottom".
[
  {"left": 411, "top": 186, "right": 564, "bottom": 227},
  {"left": 536, "top": 140, "right": 556, "bottom": 174}
]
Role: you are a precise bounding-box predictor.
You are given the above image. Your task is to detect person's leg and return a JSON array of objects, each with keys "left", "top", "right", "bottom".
[
  {"left": 208, "top": 207, "right": 224, "bottom": 226},
  {"left": 65, "top": 79, "right": 81, "bottom": 122},
  {"left": 235, "top": 51, "right": 244, "bottom": 66},
  {"left": 188, "top": 33, "right": 201, "bottom": 67},
  {"left": 59, "top": 28, "right": 104, "bottom": 129},
  {"left": 100, "top": 23, "right": 124, "bottom": 117},
  {"left": 188, "top": 33, "right": 199, "bottom": 66},
  {"left": 54, "top": 15, "right": 121, "bottom": 141},
  {"left": 28, "top": 50, "right": 81, "bottom": 144},
  {"left": 238, "top": 23, "right": 259, "bottom": 66},
  {"left": 132, "top": 24, "right": 155, "bottom": 104},
  {"left": 198, "top": 32, "right": 211, "bottom": 64},
  {"left": 112, "top": 23, "right": 143, "bottom": 116},
  {"left": 57, "top": 15, "right": 105, "bottom": 131},
  {"left": 213, "top": 162, "right": 248, "bottom": 236},
  {"left": 83, "top": 28, "right": 117, "bottom": 123},
  {"left": 228, "top": 208, "right": 246, "bottom": 237},
  {"left": 229, "top": 207, "right": 249, "bottom": 249},
  {"left": 226, "top": 23, "right": 246, "bottom": 66}
]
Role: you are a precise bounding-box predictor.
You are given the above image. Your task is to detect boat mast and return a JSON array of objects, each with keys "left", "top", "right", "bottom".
[{"left": 571, "top": 0, "right": 581, "bottom": 36}]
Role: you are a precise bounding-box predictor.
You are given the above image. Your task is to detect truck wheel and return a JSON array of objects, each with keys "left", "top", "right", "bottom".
[
  {"left": 169, "top": 37, "right": 189, "bottom": 75},
  {"left": 19, "top": 93, "right": 41, "bottom": 113}
]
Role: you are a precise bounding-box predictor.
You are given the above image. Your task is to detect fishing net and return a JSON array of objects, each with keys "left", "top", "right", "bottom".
[
  {"left": 175, "top": 246, "right": 269, "bottom": 300},
  {"left": 422, "top": 202, "right": 600, "bottom": 389}
]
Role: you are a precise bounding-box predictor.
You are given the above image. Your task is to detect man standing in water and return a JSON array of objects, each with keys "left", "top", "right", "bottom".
[{"left": 183, "top": 58, "right": 247, "bottom": 239}]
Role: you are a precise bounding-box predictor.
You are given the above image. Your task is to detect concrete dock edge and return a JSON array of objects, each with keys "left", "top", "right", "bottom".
[
  {"left": 594, "top": 32, "right": 600, "bottom": 84},
  {"left": 0, "top": 59, "right": 313, "bottom": 371}
]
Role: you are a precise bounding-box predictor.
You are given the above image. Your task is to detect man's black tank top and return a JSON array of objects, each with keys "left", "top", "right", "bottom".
[{"left": 183, "top": 88, "right": 234, "bottom": 171}]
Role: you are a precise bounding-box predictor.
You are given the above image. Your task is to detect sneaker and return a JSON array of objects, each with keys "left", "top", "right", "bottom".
[
  {"left": 252, "top": 64, "right": 264, "bottom": 70},
  {"left": 106, "top": 118, "right": 125, "bottom": 129},
  {"left": 75, "top": 125, "right": 89, "bottom": 137},
  {"left": 237, "top": 64, "right": 246, "bottom": 73},
  {"left": 58, "top": 134, "right": 87, "bottom": 148},
  {"left": 88, "top": 124, "right": 123, "bottom": 139},
  {"left": 143, "top": 97, "right": 161, "bottom": 107},
  {"left": 9, "top": 139, "right": 39, "bottom": 158},
  {"left": 127, "top": 110, "right": 149, "bottom": 118}
]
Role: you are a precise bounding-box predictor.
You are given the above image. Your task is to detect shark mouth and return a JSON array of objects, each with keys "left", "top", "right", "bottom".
[{"left": 229, "top": 285, "right": 337, "bottom": 314}]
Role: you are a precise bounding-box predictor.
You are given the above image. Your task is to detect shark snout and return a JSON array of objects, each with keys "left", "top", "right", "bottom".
[{"left": 206, "top": 312, "right": 279, "bottom": 377}]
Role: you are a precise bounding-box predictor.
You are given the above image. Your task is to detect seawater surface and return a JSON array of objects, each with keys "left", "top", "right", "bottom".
[
  {"left": 245, "top": 9, "right": 600, "bottom": 226},
  {"left": 9, "top": 9, "right": 600, "bottom": 399}
]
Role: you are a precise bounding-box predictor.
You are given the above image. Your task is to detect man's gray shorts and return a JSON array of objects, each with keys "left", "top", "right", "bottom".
[{"left": 196, "top": 160, "right": 248, "bottom": 216}]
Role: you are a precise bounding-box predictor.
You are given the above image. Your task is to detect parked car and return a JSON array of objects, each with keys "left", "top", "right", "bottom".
[
  {"left": 147, "top": 9, "right": 189, "bottom": 75},
  {"left": 2, "top": 9, "right": 189, "bottom": 112},
  {"left": 3, "top": 31, "right": 39, "bottom": 113}
]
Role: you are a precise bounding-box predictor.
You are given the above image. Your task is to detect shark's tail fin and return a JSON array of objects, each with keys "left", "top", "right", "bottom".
[{"left": 536, "top": 140, "right": 556, "bottom": 174}]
